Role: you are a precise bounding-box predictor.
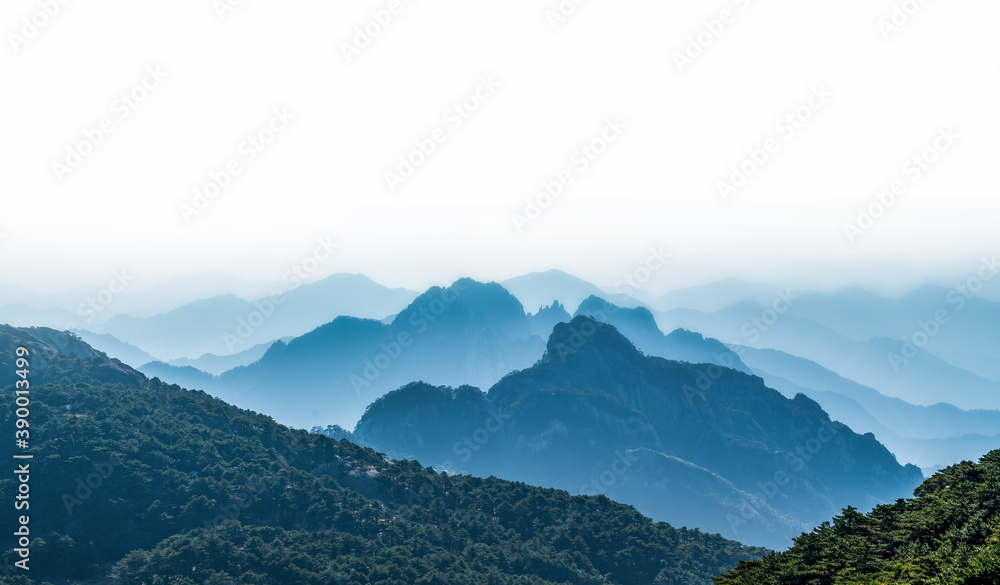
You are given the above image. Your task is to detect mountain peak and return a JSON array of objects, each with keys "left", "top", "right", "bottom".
[
  {"left": 542, "top": 315, "right": 645, "bottom": 364},
  {"left": 392, "top": 278, "right": 529, "bottom": 334},
  {"left": 575, "top": 295, "right": 660, "bottom": 331},
  {"left": 501, "top": 270, "right": 608, "bottom": 313},
  {"left": 507, "top": 268, "right": 589, "bottom": 282},
  {"left": 664, "top": 328, "right": 706, "bottom": 343}
]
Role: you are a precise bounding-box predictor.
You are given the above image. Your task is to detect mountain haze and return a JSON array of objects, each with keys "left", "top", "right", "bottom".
[
  {"left": 213, "top": 279, "right": 546, "bottom": 429},
  {"left": 0, "top": 323, "right": 767, "bottom": 584},
  {"left": 91, "top": 274, "right": 418, "bottom": 359},
  {"left": 661, "top": 302, "right": 1000, "bottom": 411},
  {"left": 355, "top": 316, "right": 923, "bottom": 549}
]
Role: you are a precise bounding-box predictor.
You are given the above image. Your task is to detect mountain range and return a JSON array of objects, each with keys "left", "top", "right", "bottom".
[
  {"left": 86, "top": 273, "right": 418, "bottom": 360},
  {"left": 660, "top": 301, "right": 1000, "bottom": 411},
  {"left": 206, "top": 279, "right": 546, "bottom": 429},
  {"left": 500, "top": 269, "right": 646, "bottom": 313},
  {"left": 0, "top": 324, "right": 767, "bottom": 584},
  {"left": 88, "top": 275, "right": 999, "bottom": 476},
  {"left": 736, "top": 345, "right": 1000, "bottom": 471},
  {"left": 2, "top": 266, "right": 999, "bottom": 581},
  {"left": 353, "top": 316, "right": 923, "bottom": 549}
]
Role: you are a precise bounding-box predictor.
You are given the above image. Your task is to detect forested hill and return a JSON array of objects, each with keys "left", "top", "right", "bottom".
[
  {"left": 0, "top": 324, "right": 766, "bottom": 584},
  {"left": 715, "top": 450, "right": 1000, "bottom": 584},
  {"left": 0, "top": 326, "right": 145, "bottom": 389}
]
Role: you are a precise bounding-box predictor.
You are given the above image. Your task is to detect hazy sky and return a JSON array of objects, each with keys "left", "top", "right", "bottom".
[{"left": 2, "top": 0, "right": 998, "bottom": 296}]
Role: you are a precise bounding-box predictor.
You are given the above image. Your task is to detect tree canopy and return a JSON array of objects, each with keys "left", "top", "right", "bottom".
[
  {"left": 715, "top": 450, "right": 1000, "bottom": 584},
  {"left": 0, "top": 355, "right": 765, "bottom": 584}
]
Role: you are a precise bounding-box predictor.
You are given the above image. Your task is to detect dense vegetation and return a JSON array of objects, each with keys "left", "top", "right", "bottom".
[
  {"left": 715, "top": 450, "right": 1000, "bottom": 584},
  {"left": 0, "top": 328, "right": 766, "bottom": 584},
  {"left": 311, "top": 424, "right": 356, "bottom": 443}
]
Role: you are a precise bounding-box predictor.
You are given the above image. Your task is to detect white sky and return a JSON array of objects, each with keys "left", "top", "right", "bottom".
[{"left": 1, "top": 0, "right": 998, "bottom": 296}]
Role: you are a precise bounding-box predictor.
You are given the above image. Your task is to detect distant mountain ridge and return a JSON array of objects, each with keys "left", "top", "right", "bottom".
[
  {"left": 574, "top": 295, "right": 753, "bottom": 374},
  {"left": 5, "top": 271, "right": 999, "bottom": 579},
  {"left": 168, "top": 338, "right": 288, "bottom": 375},
  {"left": 734, "top": 345, "right": 1000, "bottom": 470},
  {"left": 0, "top": 323, "right": 767, "bottom": 584},
  {"left": 72, "top": 329, "right": 159, "bottom": 367},
  {"left": 501, "top": 269, "right": 648, "bottom": 313},
  {"left": 211, "top": 279, "right": 547, "bottom": 429},
  {"left": 355, "top": 316, "right": 923, "bottom": 549},
  {"left": 89, "top": 273, "right": 418, "bottom": 359},
  {"left": 660, "top": 301, "right": 1000, "bottom": 411},
  {"left": 203, "top": 281, "right": 769, "bottom": 431}
]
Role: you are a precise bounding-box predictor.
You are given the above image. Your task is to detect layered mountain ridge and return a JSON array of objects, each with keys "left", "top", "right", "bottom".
[
  {"left": 354, "top": 316, "right": 923, "bottom": 549},
  {"left": 0, "top": 323, "right": 768, "bottom": 584}
]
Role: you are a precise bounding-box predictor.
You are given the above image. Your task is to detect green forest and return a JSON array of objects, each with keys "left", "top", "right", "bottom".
[
  {"left": 3, "top": 333, "right": 1000, "bottom": 584},
  {"left": 716, "top": 451, "right": 1000, "bottom": 584},
  {"left": 0, "top": 355, "right": 765, "bottom": 585}
]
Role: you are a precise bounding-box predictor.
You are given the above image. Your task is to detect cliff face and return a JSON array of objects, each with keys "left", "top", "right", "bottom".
[{"left": 356, "top": 317, "right": 923, "bottom": 550}]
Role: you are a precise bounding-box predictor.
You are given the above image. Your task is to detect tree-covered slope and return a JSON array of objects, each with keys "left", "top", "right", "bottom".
[
  {"left": 715, "top": 450, "right": 1000, "bottom": 584},
  {"left": 0, "top": 325, "right": 766, "bottom": 584}
]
